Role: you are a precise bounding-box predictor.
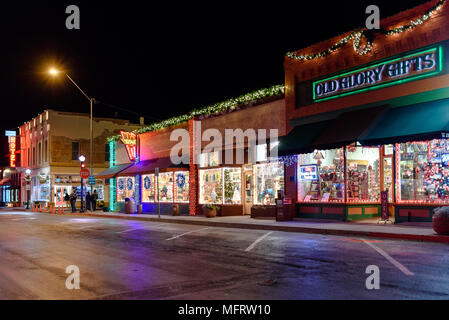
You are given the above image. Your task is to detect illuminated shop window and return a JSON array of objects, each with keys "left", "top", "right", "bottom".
[
  {"left": 298, "top": 148, "right": 344, "bottom": 203},
  {"left": 253, "top": 162, "right": 284, "bottom": 205},
  {"left": 346, "top": 146, "right": 380, "bottom": 203},
  {"left": 199, "top": 151, "right": 221, "bottom": 168},
  {"left": 199, "top": 168, "right": 223, "bottom": 204},
  {"left": 117, "top": 176, "right": 134, "bottom": 202},
  {"left": 223, "top": 168, "right": 241, "bottom": 204},
  {"left": 256, "top": 144, "right": 267, "bottom": 162},
  {"left": 157, "top": 172, "right": 174, "bottom": 203},
  {"left": 142, "top": 174, "right": 156, "bottom": 203},
  {"left": 174, "top": 171, "right": 189, "bottom": 203},
  {"left": 398, "top": 139, "right": 449, "bottom": 204}
]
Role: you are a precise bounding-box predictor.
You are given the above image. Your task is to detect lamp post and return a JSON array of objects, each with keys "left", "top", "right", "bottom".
[
  {"left": 49, "top": 68, "right": 94, "bottom": 193},
  {"left": 79, "top": 155, "right": 86, "bottom": 213},
  {"left": 25, "top": 169, "right": 31, "bottom": 209}
]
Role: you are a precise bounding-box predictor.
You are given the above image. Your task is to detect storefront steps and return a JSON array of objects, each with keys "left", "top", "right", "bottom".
[{"left": 48, "top": 211, "right": 449, "bottom": 244}]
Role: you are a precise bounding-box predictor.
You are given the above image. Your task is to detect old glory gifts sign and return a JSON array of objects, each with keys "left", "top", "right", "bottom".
[{"left": 313, "top": 46, "right": 442, "bottom": 102}]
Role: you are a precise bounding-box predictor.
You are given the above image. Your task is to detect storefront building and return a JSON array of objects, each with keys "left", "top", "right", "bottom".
[
  {"left": 280, "top": 0, "right": 449, "bottom": 222},
  {"left": 104, "top": 86, "right": 287, "bottom": 216}
]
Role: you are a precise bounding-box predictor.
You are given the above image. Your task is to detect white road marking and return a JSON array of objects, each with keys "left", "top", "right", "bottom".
[
  {"left": 165, "top": 227, "right": 211, "bottom": 240},
  {"left": 245, "top": 231, "right": 273, "bottom": 252},
  {"left": 362, "top": 239, "right": 414, "bottom": 276},
  {"left": 10, "top": 217, "right": 37, "bottom": 221},
  {"left": 115, "top": 223, "right": 166, "bottom": 234}
]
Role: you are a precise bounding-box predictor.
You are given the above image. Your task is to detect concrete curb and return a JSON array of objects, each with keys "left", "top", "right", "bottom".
[{"left": 51, "top": 211, "right": 449, "bottom": 244}]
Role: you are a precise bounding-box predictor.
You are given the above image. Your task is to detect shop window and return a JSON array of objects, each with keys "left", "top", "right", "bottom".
[
  {"left": 346, "top": 146, "right": 380, "bottom": 203},
  {"left": 158, "top": 172, "right": 174, "bottom": 202},
  {"left": 199, "top": 168, "right": 223, "bottom": 204},
  {"left": 298, "top": 149, "right": 344, "bottom": 203},
  {"left": 256, "top": 144, "right": 267, "bottom": 162},
  {"left": 174, "top": 171, "right": 189, "bottom": 203},
  {"left": 223, "top": 168, "right": 241, "bottom": 204},
  {"left": 253, "top": 162, "right": 284, "bottom": 205},
  {"left": 398, "top": 139, "right": 449, "bottom": 204},
  {"left": 142, "top": 174, "right": 156, "bottom": 203},
  {"left": 199, "top": 151, "right": 220, "bottom": 168},
  {"left": 116, "top": 176, "right": 134, "bottom": 202}
]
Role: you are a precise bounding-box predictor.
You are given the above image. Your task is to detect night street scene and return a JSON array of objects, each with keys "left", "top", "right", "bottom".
[{"left": 1, "top": 0, "right": 449, "bottom": 313}]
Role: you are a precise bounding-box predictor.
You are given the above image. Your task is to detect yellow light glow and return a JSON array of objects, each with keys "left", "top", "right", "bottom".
[{"left": 48, "top": 68, "right": 59, "bottom": 76}]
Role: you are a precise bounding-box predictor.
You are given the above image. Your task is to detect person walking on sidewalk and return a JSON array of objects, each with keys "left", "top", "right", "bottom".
[
  {"left": 91, "top": 190, "right": 98, "bottom": 211},
  {"left": 70, "top": 189, "right": 77, "bottom": 213},
  {"left": 86, "top": 192, "right": 92, "bottom": 212}
]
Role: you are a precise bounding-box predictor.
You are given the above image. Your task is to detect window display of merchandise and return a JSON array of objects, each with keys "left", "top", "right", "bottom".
[
  {"left": 174, "top": 172, "right": 189, "bottom": 203},
  {"left": 298, "top": 149, "right": 344, "bottom": 203},
  {"left": 116, "top": 176, "right": 135, "bottom": 202},
  {"left": 54, "top": 186, "right": 72, "bottom": 206},
  {"left": 199, "top": 168, "right": 223, "bottom": 204},
  {"left": 92, "top": 185, "right": 104, "bottom": 201},
  {"left": 398, "top": 139, "right": 449, "bottom": 203},
  {"left": 158, "top": 172, "right": 174, "bottom": 202},
  {"left": 253, "top": 162, "right": 284, "bottom": 205},
  {"left": 200, "top": 151, "right": 221, "bottom": 168},
  {"left": 142, "top": 174, "right": 156, "bottom": 203},
  {"left": 223, "top": 168, "right": 241, "bottom": 204},
  {"left": 346, "top": 146, "right": 380, "bottom": 203}
]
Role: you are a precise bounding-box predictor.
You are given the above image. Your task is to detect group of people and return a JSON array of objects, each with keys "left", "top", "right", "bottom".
[{"left": 64, "top": 189, "right": 99, "bottom": 213}]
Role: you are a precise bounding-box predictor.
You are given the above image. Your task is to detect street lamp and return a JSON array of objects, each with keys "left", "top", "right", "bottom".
[
  {"left": 25, "top": 169, "right": 31, "bottom": 209},
  {"left": 79, "top": 155, "right": 86, "bottom": 213},
  {"left": 48, "top": 68, "right": 94, "bottom": 194}
]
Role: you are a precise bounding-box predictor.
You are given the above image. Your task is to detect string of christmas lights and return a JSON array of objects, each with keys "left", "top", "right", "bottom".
[
  {"left": 107, "top": 84, "right": 285, "bottom": 142},
  {"left": 286, "top": 0, "right": 446, "bottom": 61}
]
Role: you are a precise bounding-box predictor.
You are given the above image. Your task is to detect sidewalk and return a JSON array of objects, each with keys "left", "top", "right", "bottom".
[{"left": 58, "top": 210, "right": 449, "bottom": 244}]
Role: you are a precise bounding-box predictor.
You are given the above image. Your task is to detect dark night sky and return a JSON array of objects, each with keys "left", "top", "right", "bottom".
[{"left": 0, "top": 0, "right": 432, "bottom": 164}]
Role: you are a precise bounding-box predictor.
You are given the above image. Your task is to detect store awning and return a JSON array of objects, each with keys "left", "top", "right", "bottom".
[
  {"left": 311, "top": 105, "right": 388, "bottom": 150},
  {"left": 0, "top": 178, "right": 11, "bottom": 186},
  {"left": 359, "top": 98, "right": 449, "bottom": 146},
  {"left": 278, "top": 120, "right": 332, "bottom": 156},
  {"left": 96, "top": 163, "right": 133, "bottom": 179},
  {"left": 117, "top": 157, "right": 189, "bottom": 176}
]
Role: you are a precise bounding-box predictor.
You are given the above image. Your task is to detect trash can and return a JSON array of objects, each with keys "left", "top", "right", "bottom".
[
  {"left": 172, "top": 204, "right": 179, "bottom": 216},
  {"left": 124, "top": 197, "right": 136, "bottom": 214}
]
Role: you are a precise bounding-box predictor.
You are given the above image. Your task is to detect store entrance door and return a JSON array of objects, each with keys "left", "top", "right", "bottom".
[
  {"left": 54, "top": 186, "right": 71, "bottom": 207},
  {"left": 243, "top": 171, "right": 252, "bottom": 215}
]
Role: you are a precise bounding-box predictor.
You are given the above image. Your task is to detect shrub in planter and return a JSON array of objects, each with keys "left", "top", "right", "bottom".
[
  {"left": 433, "top": 207, "right": 449, "bottom": 235},
  {"left": 203, "top": 204, "right": 220, "bottom": 218}
]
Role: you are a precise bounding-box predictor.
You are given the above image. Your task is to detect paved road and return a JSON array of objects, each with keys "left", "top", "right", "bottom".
[{"left": 0, "top": 209, "right": 448, "bottom": 299}]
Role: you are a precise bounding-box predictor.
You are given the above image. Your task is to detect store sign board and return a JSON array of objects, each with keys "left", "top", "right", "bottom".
[
  {"left": 313, "top": 46, "right": 443, "bottom": 102},
  {"left": 8, "top": 136, "right": 16, "bottom": 167},
  {"left": 5, "top": 130, "right": 16, "bottom": 137},
  {"left": 299, "top": 164, "right": 318, "bottom": 181},
  {"left": 120, "top": 131, "right": 137, "bottom": 162},
  {"left": 381, "top": 191, "right": 388, "bottom": 220}
]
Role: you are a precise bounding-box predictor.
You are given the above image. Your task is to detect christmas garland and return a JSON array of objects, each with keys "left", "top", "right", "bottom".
[
  {"left": 286, "top": 0, "right": 446, "bottom": 61},
  {"left": 107, "top": 84, "right": 284, "bottom": 142}
]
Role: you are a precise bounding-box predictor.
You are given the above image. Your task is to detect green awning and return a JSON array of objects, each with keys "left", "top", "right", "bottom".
[
  {"left": 278, "top": 120, "right": 332, "bottom": 156},
  {"left": 359, "top": 98, "right": 449, "bottom": 146},
  {"left": 312, "top": 105, "right": 387, "bottom": 150}
]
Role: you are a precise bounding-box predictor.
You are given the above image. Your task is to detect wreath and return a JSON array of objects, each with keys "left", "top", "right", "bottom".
[
  {"left": 176, "top": 173, "right": 186, "bottom": 189},
  {"left": 118, "top": 179, "right": 125, "bottom": 191},
  {"left": 144, "top": 176, "right": 151, "bottom": 189},
  {"left": 127, "top": 178, "right": 133, "bottom": 191}
]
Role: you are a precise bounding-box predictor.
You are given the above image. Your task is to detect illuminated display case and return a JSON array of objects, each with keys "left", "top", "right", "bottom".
[
  {"left": 223, "top": 168, "right": 241, "bottom": 205},
  {"left": 253, "top": 162, "right": 284, "bottom": 205},
  {"left": 157, "top": 172, "right": 173, "bottom": 202},
  {"left": 397, "top": 139, "right": 449, "bottom": 204},
  {"left": 199, "top": 168, "right": 223, "bottom": 204},
  {"left": 142, "top": 174, "right": 156, "bottom": 203},
  {"left": 174, "top": 171, "right": 189, "bottom": 203},
  {"left": 298, "top": 149, "right": 344, "bottom": 203},
  {"left": 346, "top": 146, "right": 380, "bottom": 203},
  {"left": 117, "top": 176, "right": 135, "bottom": 202}
]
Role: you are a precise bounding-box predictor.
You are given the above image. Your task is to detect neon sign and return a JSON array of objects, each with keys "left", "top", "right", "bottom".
[
  {"left": 9, "top": 136, "right": 16, "bottom": 167},
  {"left": 120, "top": 131, "right": 137, "bottom": 162},
  {"left": 313, "top": 46, "right": 443, "bottom": 102}
]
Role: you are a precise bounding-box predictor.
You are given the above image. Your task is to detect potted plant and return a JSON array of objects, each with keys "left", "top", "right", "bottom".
[
  {"left": 203, "top": 204, "right": 220, "bottom": 218},
  {"left": 433, "top": 207, "right": 449, "bottom": 235}
]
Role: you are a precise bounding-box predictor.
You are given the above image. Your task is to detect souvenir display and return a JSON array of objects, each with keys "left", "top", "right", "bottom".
[
  {"left": 158, "top": 172, "right": 174, "bottom": 202},
  {"left": 174, "top": 172, "right": 189, "bottom": 203},
  {"left": 253, "top": 162, "right": 284, "bottom": 205}
]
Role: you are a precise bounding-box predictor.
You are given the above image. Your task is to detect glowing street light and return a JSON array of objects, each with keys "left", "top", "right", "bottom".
[{"left": 78, "top": 155, "right": 86, "bottom": 162}]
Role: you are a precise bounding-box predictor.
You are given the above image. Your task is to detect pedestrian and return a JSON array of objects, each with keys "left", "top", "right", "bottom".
[
  {"left": 86, "top": 192, "right": 91, "bottom": 211},
  {"left": 70, "top": 189, "right": 77, "bottom": 213},
  {"left": 64, "top": 192, "right": 70, "bottom": 208},
  {"left": 91, "top": 190, "right": 98, "bottom": 211}
]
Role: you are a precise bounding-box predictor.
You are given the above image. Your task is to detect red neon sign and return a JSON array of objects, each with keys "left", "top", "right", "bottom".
[
  {"left": 9, "top": 136, "right": 16, "bottom": 167},
  {"left": 120, "top": 131, "right": 137, "bottom": 162}
]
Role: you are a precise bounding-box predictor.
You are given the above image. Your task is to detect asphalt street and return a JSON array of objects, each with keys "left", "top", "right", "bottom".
[{"left": 0, "top": 209, "right": 448, "bottom": 300}]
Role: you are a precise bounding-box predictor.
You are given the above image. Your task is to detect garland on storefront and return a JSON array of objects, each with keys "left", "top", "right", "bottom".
[
  {"left": 286, "top": 0, "right": 446, "bottom": 60},
  {"left": 107, "top": 84, "right": 284, "bottom": 142},
  {"left": 279, "top": 155, "right": 298, "bottom": 167}
]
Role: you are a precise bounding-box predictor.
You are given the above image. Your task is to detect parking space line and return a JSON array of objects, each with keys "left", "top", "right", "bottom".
[
  {"left": 362, "top": 239, "right": 414, "bottom": 276},
  {"left": 245, "top": 231, "right": 273, "bottom": 252},
  {"left": 165, "top": 227, "right": 211, "bottom": 240}
]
